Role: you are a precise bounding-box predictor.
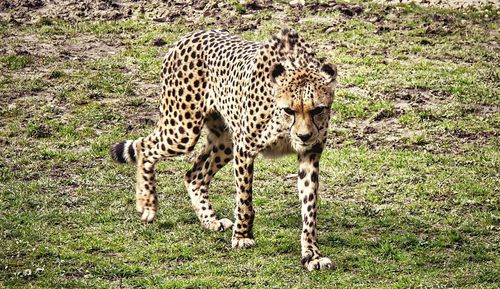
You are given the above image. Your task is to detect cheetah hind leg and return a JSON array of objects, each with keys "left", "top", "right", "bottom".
[
  {"left": 134, "top": 113, "right": 204, "bottom": 223},
  {"left": 184, "top": 122, "right": 234, "bottom": 232}
]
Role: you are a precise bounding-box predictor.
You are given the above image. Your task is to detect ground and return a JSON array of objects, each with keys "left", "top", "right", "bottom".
[{"left": 0, "top": 0, "right": 499, "bottom": 288}]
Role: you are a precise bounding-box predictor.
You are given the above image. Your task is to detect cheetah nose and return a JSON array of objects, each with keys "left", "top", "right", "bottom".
[{"left": 297, "top": 133, "right": 313, "bottom": 142}]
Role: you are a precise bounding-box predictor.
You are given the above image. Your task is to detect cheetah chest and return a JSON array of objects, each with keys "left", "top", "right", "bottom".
[{"left": 260, "top": 135, "right": 294, "bottom": 158}]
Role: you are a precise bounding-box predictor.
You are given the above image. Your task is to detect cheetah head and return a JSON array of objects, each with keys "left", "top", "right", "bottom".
[{"left": 271, "top": 62, "right": 337, "bottom": 153}]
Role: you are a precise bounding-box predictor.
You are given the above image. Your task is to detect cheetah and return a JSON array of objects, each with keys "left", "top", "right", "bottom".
[{"left": 111, "top": 28, "right": 337, "bottom": 271}]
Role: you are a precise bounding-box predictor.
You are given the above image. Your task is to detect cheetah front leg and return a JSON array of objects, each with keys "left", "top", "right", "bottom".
[
  {"left": 297, "top": 146, "right": 332, "bottom": 271},
  {"left": 231, "top": 147, "right": 256, "bottom": 248}
]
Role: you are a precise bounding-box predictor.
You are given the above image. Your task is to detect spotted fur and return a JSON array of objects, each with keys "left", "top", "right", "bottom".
[{"left": 111, "top": 28, "right": 337, "bottom": 270}]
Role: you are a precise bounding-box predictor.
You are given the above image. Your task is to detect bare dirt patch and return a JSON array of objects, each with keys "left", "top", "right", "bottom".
[
  {"left": 2, "top": 33, "right": 121, "bottom": 60},
  {"left": 1, "top": 0, "right": 246, "bottom": 24},
  {"left": 373, "top": 0, "right": 498, "bottom": 9}
]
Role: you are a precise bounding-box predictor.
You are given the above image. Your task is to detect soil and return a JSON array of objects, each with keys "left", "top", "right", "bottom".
[
  {"left": 1, "top": 0, "right": 496, "bottom": 23},
  {"left": 374, "top": 0, "right": 498, "bottom": 9}
]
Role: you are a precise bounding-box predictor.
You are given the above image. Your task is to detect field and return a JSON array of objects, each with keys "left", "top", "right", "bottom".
[{"left": 0, "top": 0, "right": 499, "bottom": 288}]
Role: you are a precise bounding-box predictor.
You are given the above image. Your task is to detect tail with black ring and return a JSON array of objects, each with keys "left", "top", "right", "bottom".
[{"left": 110, "top": 140, "right": 137, "bottom": 164}]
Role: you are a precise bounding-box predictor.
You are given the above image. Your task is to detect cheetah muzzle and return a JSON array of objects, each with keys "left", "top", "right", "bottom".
[{"left": 110, "top": 28, "right": 337, "bottom": 271}]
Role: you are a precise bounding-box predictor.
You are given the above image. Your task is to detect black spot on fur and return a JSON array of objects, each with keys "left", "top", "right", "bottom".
[
  {"left": 311, "top": 172, "right": 318, "bottom": 183},
  {"left": 301, "top": 254, "right": 313, "bottom": 266},
  {"left": 321, "top": 63, "right": 337, "bottom": 78},
  {"left": 310, "top": 143, "right": 323, "bottom": 154},
  {"left": 271, "top": 63, "right": 285, "bottom": 81}
]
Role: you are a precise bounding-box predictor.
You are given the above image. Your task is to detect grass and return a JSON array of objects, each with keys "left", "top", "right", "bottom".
[
  {"left": 0, "top": 54, "right": 33, "bottom": 70},
  {"left": 1, "top": 0, "right": 499, "bottom": 288}
]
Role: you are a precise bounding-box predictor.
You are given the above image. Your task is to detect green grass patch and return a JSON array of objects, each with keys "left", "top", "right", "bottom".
[
  {"left": 0, "top": 54, "right": 33, "bottom": 70},
  {"left": 1, "top": 1, "right": 499, "bottom": 287}
]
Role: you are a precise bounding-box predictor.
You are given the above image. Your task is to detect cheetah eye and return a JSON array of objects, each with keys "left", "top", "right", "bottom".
[
  {"left": 310, "top": 107, "right": 326, "bottom": 116},
  {"left": 282, "top": 108, "right": 295, "bottom": 115}
]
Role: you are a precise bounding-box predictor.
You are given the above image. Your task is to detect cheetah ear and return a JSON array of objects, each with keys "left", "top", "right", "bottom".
[
  {"left": 270, "top": 63, "right": 286, "bottom": 84},
  {"left": 320, "top": 63, "right": 337, "bottom": 84}
]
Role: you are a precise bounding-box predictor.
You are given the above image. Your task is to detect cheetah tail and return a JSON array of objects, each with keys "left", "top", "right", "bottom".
[{"left": 110, "top": 140, "right": 137, "bottom": 164}]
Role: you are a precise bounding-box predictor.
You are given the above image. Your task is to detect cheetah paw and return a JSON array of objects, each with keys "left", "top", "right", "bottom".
[
  {"left": 205, "top": 218, "right": 233, "bottom": 232},
  {"left": 302, "top": 255, "right": 333, "bottom": 271},
  {"left": 231, "top": 237, "right": 256, "bottom": 248},
  {"left": 136, "top": 203, "right": 156, "bottom": 223},
  {"left": 140, "top": 209, "right": 156, "bottom": 223}
]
